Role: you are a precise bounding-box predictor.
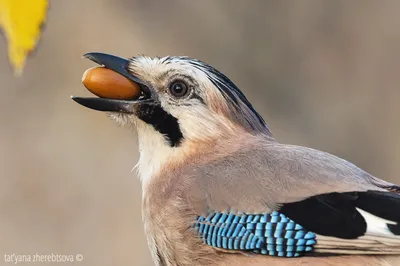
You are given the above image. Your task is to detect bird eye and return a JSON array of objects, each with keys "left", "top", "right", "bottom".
[{"left": 169, "top": 81, "right": 189, "bottom": 98}]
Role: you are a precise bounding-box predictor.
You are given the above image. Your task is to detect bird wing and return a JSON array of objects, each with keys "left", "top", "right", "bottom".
[
  {"left": 194, "top": 211, "right": 316, "bottom": 257},
  {"left": 187, "top": 141, "right": 400, "bottom": 256}
]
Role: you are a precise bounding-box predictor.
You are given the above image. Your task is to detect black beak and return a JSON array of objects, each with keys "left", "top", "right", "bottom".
[
  {"left": 71, "top": 52, "right": 151, "bottom": 113},
  {"left": 71, "top": 97, "right": 137, "bottom": 113}
]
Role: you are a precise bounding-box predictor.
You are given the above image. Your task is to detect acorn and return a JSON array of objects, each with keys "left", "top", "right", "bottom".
[{"left": 82, "top": 67, "right": 141, "bottom": 99}]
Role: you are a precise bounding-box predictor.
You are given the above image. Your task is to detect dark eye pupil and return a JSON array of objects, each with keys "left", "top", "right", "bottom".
[{"left": 170, "top": 82, "right": 188, "bottom": 97}]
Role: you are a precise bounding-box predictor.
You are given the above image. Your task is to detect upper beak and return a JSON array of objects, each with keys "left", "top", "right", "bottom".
[{"left": 71, "top": 52, "right": 151, "bottom": 113}]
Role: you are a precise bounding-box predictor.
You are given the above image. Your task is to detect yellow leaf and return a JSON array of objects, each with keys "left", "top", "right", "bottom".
[{"left": 0, "top": 0, "right": 48, "bottom": 75}]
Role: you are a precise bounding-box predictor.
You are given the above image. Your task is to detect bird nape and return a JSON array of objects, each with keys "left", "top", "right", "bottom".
[{"left": 72, "top": 52, "right": 400, "bottom": 266}]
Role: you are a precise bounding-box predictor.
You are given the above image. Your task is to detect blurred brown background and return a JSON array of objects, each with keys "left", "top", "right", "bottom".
[{"left": 1, "top": 1, "right": 400, "bottom": 265}]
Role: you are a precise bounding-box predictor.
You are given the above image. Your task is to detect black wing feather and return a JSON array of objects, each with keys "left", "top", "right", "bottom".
[{"left": 279, "top": 191, "right": 400, "bottom": 239}]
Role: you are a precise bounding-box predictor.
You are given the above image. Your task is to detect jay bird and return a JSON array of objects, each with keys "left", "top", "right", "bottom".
[{"left": 73, "top": 52, "right": 400, "bottom": 266}]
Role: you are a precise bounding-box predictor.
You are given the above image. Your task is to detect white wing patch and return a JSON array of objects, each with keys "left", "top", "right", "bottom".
[
  {"left": 314, "top": 207, "right": 400, "bottom": 254},
  {"left": 356, "top": 208, "right": 397, "bottom": 236}
]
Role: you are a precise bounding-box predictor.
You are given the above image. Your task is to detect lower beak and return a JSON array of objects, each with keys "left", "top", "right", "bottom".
[
  {"left": 71, "top": 97, "right": 140, "bottom": 114},
  {"left": 71, "top": 52, "right": 151, "bottom": 113}
]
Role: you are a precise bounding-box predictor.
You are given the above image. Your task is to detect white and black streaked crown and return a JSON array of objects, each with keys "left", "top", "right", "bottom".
[{"left": 130, "top": 56, "right": 274, "bottom": 137}]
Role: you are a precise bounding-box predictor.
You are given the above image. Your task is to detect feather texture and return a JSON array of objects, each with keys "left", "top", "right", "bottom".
[
  {"left": 279, "top": 191, "right": 400, "bottom": 240},
  {"left": 117, "top": 55, "right": 400, "bottom": 265},
  {"left": 194, "top": 191, "right": 400, "bottom": 257},
  {"left": 194, "top": 212, "right": 316, "bottom": 257}
]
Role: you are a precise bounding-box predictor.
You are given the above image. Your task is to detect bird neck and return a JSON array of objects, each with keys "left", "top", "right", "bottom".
[{"left": 135, "top": 125, "right": 182, "bottom": 189}]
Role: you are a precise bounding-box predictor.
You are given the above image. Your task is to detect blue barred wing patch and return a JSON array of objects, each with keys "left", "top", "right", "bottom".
[{"left": 194, "top": 212, "right": 316, "bottom": 257}]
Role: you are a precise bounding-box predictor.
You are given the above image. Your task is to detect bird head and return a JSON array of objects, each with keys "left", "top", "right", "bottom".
[{"left": 73, "top": 53, "right": 273, "bottom": 182}]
